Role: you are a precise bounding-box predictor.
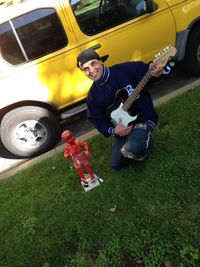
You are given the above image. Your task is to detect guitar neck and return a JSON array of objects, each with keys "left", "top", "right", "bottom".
[{"left": 123, "top": 71, "right": 151, "bottom": 111}]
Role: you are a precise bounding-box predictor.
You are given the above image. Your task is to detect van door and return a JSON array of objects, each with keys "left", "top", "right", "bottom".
[
  {"left": 67, "top": 0, "right": 176, "bottom": 67},
  {"left": 0, "top": 0, "right": 87, "bottom": 110}
]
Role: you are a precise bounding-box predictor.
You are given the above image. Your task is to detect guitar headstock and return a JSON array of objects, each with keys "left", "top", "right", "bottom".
[{"left": 154, "top": 45, "right": 177, "bottom": 66}]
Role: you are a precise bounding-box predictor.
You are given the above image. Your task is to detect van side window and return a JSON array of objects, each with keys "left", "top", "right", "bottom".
[
  {"left": 70, "top": 0, "right": 147, "bottom": 35},
  {"left": 0, "top": 22, "right": 25, "bottom": 65},
  {"left": 0, "top": 8, "right": 68, "bottom": 65}
]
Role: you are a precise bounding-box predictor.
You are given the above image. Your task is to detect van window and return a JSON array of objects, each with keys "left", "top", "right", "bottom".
[
  {"left": 0, "top": 8, "right": 68, "bottom": 65},
  {"left": 70, "top": 0, "right": 147, "bottom": 35},
  {"left": 0, "top": 22, "right": 25, "bottom": 65}
]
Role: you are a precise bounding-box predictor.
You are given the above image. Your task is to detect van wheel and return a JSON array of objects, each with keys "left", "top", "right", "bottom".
[
  {"left": 0, "top": 106, "right": 59, "bottom": 158},
  {"left": 184, "top": 27, "right": 200, "bottom": 75}
]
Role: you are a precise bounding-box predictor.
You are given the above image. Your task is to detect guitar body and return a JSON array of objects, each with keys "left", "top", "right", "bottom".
[
  {"left": 111, "top": 103, "right": 138, "bottom": 127},
  {"left": 106, "top": 89, "right": 138, "bottom": 127}
]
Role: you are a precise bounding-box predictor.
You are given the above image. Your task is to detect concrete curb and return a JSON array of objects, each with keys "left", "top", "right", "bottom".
[
  {"left": 153, "top": 78, "right": 200, "bottom": 106},
  {"left": 0, "top": 78, "right": 200, "bottom": 181}
]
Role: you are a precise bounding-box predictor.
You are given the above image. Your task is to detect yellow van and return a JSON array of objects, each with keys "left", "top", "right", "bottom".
[{"left": 0, "top": 0, "right": 200, "bottom": 157}]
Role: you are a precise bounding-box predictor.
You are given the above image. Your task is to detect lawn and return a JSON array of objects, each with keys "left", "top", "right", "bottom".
[{"left": 0, "top": 86, "right": 200, "bottom": 267}]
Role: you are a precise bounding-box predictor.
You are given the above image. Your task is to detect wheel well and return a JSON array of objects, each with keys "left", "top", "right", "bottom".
[
  {"left": 176, "top": 17, "right": 200, "bottom": 62},
  {"left": 185, "top": 18, "right": 200, "bottom": 56},
  {"left": 0, "top": 100, "right": 59, "bottom": 122},
  {"left": 188, "top": 17, "right": 200, "bottom": 37}
]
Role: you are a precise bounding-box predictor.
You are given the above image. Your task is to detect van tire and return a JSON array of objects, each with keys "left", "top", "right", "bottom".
[
  {"left": 184, "top": 27, "right": 200, "bottom": 75},
  {"left": 0, "top": 106, "right": 59, "bottom": 158}
]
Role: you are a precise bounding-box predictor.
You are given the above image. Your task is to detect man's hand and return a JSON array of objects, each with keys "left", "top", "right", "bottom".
[
  {"left": 114, "top": 119, "right": 133, "bottom": 137},
  {"left": 149, "top": 62, "right": 164, "bottom": 77}
]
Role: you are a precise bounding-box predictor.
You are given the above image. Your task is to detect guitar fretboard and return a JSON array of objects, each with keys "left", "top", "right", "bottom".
[{"left": 122, "top": 71, "right": 151, "bottom": 111}]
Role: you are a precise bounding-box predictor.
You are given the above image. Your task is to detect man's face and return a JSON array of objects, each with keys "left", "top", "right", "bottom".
[{"left": 80, "top": 59, "right": 104, "bottom": 82}]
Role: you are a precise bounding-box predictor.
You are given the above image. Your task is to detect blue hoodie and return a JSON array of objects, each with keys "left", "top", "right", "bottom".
[{"left": 87, "top": 61, "right": 159, "bottom": 137}]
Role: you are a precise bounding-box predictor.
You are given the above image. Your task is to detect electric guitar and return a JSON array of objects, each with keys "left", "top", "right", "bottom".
[{"left": 106, "top": 45, "right": 177, "bottom": 127}]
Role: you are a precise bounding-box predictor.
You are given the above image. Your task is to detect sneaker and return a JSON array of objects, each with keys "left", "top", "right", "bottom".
[
  {"left": 132, "top": 154, "right": 147, "bottom": 161},
  {"left": 121, "top": 146, "right": 147, "bottom": 161},
  {"left": 121, "top": 146, "right": 134, "bottom": 159}
]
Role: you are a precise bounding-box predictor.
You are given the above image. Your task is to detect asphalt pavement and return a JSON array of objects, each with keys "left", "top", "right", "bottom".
[{"left": 0, "top": 64, "right": 200, "bottom": 180}]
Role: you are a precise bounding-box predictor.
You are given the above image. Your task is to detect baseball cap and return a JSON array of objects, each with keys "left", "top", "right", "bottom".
[{"left": 77, "top": 48, "right": 109, "bottom": 68}]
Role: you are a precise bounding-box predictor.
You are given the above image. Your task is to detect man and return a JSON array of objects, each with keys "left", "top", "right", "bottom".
[{"left": 77, "top": 48, "right": 171, "bottom": 170}]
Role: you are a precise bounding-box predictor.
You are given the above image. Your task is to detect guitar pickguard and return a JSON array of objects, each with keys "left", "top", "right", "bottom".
[
  {"left": 110, "top": 102, "right": 138, "bottom": 127},
  {"left": 105, "top": 89, "right": 138, "bottom": 127}
]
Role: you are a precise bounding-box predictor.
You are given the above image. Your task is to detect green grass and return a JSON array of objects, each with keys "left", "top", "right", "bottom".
[{"left": 1, "top": 87, "right": 200, "bottom": 267}]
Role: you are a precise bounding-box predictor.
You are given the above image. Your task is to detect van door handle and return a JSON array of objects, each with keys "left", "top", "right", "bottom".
[{"left": 90, "top": 44, "right": 101, "bottom": 51}]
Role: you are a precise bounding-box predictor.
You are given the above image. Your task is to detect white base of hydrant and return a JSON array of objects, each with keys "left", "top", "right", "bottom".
[{"left": 81, "top": 174, "right": 103, "bottom": 192}]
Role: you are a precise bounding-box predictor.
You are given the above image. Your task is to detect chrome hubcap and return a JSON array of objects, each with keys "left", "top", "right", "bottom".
[{"left": 15, "top": 120, "right": 47, "bottom": 148}]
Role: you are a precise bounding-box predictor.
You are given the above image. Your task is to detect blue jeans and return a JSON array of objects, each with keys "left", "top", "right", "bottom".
[{"left": 111, "top": 125, "right": 153, "bottom": 170}]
